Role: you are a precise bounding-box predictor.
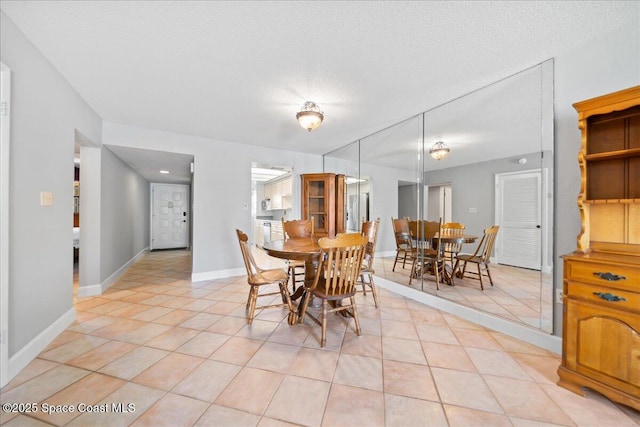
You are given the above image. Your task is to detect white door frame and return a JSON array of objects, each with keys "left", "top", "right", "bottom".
[{"left": 1, "top": 63, "right": 12, "bottom": 387}]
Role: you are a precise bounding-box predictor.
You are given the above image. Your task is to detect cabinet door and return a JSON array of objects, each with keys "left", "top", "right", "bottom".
[{"left": 565, "top": 296, "right": 640, "bottom": 395}]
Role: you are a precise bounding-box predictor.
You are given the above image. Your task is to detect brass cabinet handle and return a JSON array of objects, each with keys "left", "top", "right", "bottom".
[
  {"left": 593, "top": 272, "right": 626, "bottom": 281},
  {"left": 593, "top": 292, "right": 627, "bottom": 302}
]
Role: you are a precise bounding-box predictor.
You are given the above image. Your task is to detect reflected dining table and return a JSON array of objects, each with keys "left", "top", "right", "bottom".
[{"left": 412, "top": 234, "right": 478, "bottom": 286}]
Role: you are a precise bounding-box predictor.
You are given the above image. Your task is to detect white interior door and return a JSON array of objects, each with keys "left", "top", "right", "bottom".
[
  {"left": 495, "top": 170, "right": 541, "bottom": 270},
  {"left": 151, "top": 183, "right": 190, "bottom": 250}
]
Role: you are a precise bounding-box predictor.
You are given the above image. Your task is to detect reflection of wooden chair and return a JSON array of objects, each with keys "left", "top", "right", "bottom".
[
  {"left": 236, "top": 229, "right": 295, "bottom": 324},
  {"left": 454, "top": 225, "right": 500, "bottom": 290},
  {"left": 358, "top": 218, "right": 380, "bottom": 308},
  {"left": 421, "top": 218, "right": 444, "bottom": 289},
  {"left": 299, "top": 233, "right": 367, "bottom": 347},
  {"left": 442, "top": 222, "right": 466, "bottom": 277},
  {"left": 392, "top": 217, "right": 416, "bottom": 271},
  {"left": 282, "top": 217, "right": 314, "bottom": 292}
]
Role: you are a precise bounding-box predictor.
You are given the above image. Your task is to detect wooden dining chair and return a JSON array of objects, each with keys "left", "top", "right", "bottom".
[
  {"left": 442, "top": 222, "right": 466, "bottom": 276},
  {"left": 453, "top": 225, "right": 500, "bottom": 290},
  {"left": 392, "top": 217, "right": 416, "bottom": 272},
  {"left": 358, "top": 217, "right": 381, "bottom": 308},
  {"left": 236, "top": 229, "right": 296, "bottom": 324},
  {"left": 282, "top": 217, "right": 314, "bottom": 292},
  {"left": 421, "top": 218, "right": 445, "bottom": 289},
  {"left": 299, "top": 233, "right": 368, "bottom": 347}
]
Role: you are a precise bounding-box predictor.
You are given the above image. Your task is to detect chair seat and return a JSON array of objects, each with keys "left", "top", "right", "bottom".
[
  {"left": 456, "top": 254, "right": 482, "bottom": 263},
  {"left": 311, "top": 279, "right": 358, "bottom": 301},
  {"left": 249, "top": 268, "right": 289, "bottom": 285}
]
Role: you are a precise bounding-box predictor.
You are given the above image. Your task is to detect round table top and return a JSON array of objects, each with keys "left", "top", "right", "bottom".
[
  {"left": 435, "top": 234, "right": 478, "bottom": 244},
  {"left": 262, "top": 238, "right": 322, "bottom": 262}
]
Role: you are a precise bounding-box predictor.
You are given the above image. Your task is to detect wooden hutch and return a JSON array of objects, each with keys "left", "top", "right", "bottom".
[
  {"left": 558, "top": 86, "right": 640, "bottom": 410},
  {"left": 300, "top": 173, "right": 345, "bottom": 238}
]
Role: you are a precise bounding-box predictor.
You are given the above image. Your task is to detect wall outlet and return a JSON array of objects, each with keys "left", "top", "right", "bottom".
[{"left": 556, "top": 289, "right": 563, "bottom": 304}]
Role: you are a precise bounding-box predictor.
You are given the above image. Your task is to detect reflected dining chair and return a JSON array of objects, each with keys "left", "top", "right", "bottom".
[
  {"left": 421, "top": 218, "right": 445, "bottom": 289},
  {"left": 282, "top": 217, "right": 314, "bottom": 292},
  {"left": 391, "top": 217, "right": 415, "bottom": 272},
  {"left": 358, "top": 217, "right": 381, "bottom": 308},
  {"left": 299, "top": 233, "right": 368, "bottom": 347},
  {"left": 453, "top": 225, "right": 500, "bottom": 290},
  {"left": 236, "top": 229, "right": 295, "bottom": 324},
  {"left": 441, "top": 222, "right": 466, "bottom": 277}
]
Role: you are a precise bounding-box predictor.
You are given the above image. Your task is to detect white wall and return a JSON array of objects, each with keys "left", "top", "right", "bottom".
[
  {"left": 1, "top": 12, "right": 102, "bottom": 360},
  {"left": 553, "top": 19, "right": 640, "bottom": 333},
  {"left": 99, "top": 147, "right": 150, "bottom": 282},
  {"left": 102, "top": 122, "right": 323, "bottom": 279}
]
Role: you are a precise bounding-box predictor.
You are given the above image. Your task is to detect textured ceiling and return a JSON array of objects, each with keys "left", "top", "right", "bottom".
[{"left": 1, "top": 1, "right": 638, "bottom": 179}]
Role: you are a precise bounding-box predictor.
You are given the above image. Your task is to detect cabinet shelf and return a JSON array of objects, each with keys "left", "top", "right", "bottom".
[
  {"left": 584, "top": 198, "right": 640, "bottom": 204},
  {"left": 585, "top": 148, "right": 640, "bottom": 161}
]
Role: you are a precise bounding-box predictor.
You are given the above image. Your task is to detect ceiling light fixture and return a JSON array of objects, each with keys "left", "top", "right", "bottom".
[
  {"left": 160, "top": 170, "right": 170, "bottom": 174},
  {"left": 296, "top": 101, "right": 324, "bottom": 132},
  {"left": 429, "top": 141, "right": 450, "bottom": 160}
]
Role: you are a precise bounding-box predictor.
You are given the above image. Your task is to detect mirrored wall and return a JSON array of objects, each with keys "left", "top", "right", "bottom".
[{"left": 324, "top": 60, "right": 554, "bottom": 333}]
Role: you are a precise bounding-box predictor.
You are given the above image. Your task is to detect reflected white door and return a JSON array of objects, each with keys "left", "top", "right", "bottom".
[
  {"left": 495, "top": 170, "right": 541, "bottom": 270},
  {"left": 151, "top": 183, "right": 190, "bottom": 250}
]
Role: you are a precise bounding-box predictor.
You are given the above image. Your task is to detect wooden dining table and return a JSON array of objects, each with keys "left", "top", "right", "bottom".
[{"left": 261, "top": 237, "right": 322, "bottom": 302}]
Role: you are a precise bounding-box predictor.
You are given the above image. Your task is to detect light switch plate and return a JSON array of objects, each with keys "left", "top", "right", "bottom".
[{"left": 40, "top": 191, "right": 53, "bottom": 207}]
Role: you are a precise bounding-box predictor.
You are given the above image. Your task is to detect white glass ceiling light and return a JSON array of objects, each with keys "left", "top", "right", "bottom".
[
  {"left": 296, "top": 101, "right": 324, "bottom": 132},
  {"left": 429, "top": 141, "right": 450, "bottom": 160}
]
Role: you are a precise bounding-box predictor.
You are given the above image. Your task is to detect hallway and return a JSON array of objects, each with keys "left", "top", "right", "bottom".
[{"left": 1, "top": 250, "right": 638, "bottom": 426}]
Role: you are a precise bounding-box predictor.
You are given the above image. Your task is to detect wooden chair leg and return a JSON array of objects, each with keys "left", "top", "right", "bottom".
[
  {"left": 369, "top": 275, "right": 379, "bottom": 308},
  {"left": 477, "top": 264, "right": 484, "bottom": 290},
  {"left": 298, "top": 290, "right": 311, "bottom": 324},
  {"left": 247, "top": 286, "right": 258, "bottom": 324},
  {"left": 392, "top": 253, "right": 400, "bottom": 271},
  {"left": 360, "top": 273, "right": 368, "bottom": 296},
  {"left": 351, "top": 296, "right": 361, "bottom": 336},
  {"left": 485, "top": 264, "right": 494, "bottom": 286},
  {"left": 409, "top": 257, "right": 417, "bottom": 285},
  {"left": 321, "top": 299, "right": 328, "bottom": 348}
]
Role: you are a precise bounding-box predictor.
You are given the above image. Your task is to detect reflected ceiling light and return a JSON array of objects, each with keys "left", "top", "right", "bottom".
[
  {"left": 296, "top": 101, "right": 324, "bottom": 132},
  {"left": 429, "top": 141, "right": 450, "bottom": 160},
  {"left": 160, "top": 170, "right": 170, "bottom": 174}
]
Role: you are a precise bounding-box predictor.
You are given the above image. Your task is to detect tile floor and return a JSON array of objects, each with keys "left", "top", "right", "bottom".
[
  {"left": 373, "top": 255, "right": 553, "bottom": 332},
  {"left": 1, "top": 249, "right": 639, "bottom": 426}
]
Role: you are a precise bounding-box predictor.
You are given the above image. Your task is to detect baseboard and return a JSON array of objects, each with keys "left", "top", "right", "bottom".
[
  {"left": 76, "top": 247, "right": 148, "bottom": 297},
  {"left": 375, "top": 276, "right": 562, "bottom": 354},
  {"left": 377, "top": 250, "right": 397, "bottom": 259},
  {"left": 192, "top": 268, "right": 245, "bottom": 282},
  {"left": 4, "top": 307, "right": 76, "bottom": 387}
]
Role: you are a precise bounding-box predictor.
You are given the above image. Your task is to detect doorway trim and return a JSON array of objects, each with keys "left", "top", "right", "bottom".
[{"left": 0, "top": 63, "right": 11, "bottom": 387}]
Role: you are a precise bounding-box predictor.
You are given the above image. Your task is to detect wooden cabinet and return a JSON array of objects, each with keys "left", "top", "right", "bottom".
[
  {"left": 301, "top": 173, "right": 345, "bottom": 237},
  {"left": 559, "top": 86, "right": 640, "bottom": 411}
]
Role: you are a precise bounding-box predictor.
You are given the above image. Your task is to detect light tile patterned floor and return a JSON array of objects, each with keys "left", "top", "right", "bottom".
[
  {"left": 373, "top": 255, "right": 553, "bottom": 332},
  {"left": 1, "top": 249, "right": 638, "bottom": 426}
]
